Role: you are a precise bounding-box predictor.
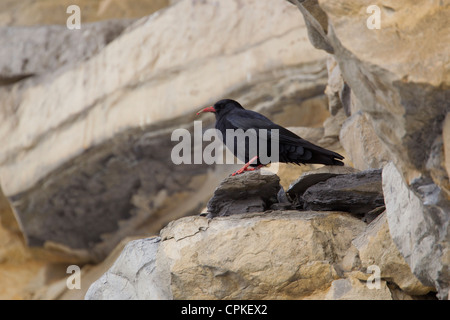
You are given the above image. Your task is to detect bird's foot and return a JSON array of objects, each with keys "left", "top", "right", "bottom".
[{"left": 231, "top": 156, "right": 261, "bottom": 176}]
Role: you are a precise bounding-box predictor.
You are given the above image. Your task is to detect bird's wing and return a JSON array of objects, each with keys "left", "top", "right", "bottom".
[
  {"left": 226, "top": 110, "right": 344, "bottom": 161},
  {"left": 226, "top": 110, "right": 296, "bottom": 137},
  {"left": 226, "top": 110, "right": 306, "bottom": 145}
]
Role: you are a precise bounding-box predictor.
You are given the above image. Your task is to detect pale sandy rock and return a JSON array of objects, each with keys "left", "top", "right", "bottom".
[
  {"left": 382, "top": 162, "right": 448, "bottom": 299},
  {"left": 158, "top": 211, "right": 366, "bottom": 299},
  {"left": 352, "top": 212, "right": 434, "bottom": 295},
  {"left": 270, "top": 95, "right": 329, "bottom": 128},
  {"left": 0, "top": 20, "right": 133, "bottom": 84},
  {"left": 84, "top": 207, "right": 438, "bottom": 300},
  {"left": 0, "top": 0, "right": 325, "bottom": 198},
  {"left": 318, "top": 0, "right": 450, "bottom": 186},
  {"left": 288, "top": 0, "right": 449, "bottom": 299},
  {"left": 0, "top": 0, "right": 327, "bottom": 261},
  {"left": 287, "top": 0, "right": 334, "bottom": 53},
  {"left": 85, "top": 237, "right": 169, "bottom": 300},
  {"left": 324, "top": 277, "right": 392, "bottom": 300},
  {"left": 320, "top": 108, "right": 347, "bottom": 146},
  {"left": 324, "top": 55, "right": 350, "bottom": 116},
  {"left": 339, "top": 111, "right": 391, "bottom": 170},
  {"left": 0, "top": 0, "right": 170, "bottom": 26}
]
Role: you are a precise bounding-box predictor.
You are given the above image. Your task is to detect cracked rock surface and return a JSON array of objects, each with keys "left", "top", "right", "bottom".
[
  {"left": 86, "top": 208, "right": 433, "bottom": 300},
  {"left": 86, "top": 211, "right": 367, "bottom": 299}
]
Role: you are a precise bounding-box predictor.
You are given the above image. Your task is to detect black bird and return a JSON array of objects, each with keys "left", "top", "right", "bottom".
[{"left": 197, "top": 99, "right": 344, "bottom": 175}]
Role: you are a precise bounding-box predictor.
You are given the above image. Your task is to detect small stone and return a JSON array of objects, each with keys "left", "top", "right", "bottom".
[
  {"left": 206, "top": 170, "right": 281, "bottom": 218},
  {"left": 287, "top": 165, "right": 359, "bottom": 197},
  {"left": 302, "top": 169, "right": 384, "bottom": 214}
]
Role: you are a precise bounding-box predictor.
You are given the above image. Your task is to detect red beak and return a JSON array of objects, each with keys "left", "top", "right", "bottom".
[{"left": 196, "top": 106, "right": 216, "bottom": 115}]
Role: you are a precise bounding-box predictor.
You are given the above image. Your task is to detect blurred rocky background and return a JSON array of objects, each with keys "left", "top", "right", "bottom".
[{"left": 0, "top": 0, "right": 448, "bottom": 300}]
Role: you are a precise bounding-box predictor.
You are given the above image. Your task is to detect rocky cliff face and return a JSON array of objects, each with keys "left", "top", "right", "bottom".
[
  {"left": 287, "top": 0, "right": 449, "bottom": 299},
  {"left": 85, "top": 169, "right": 435, "bottom": 300},
  {"left": 0, "top": 0, "right": 448, "bottom": 300}
]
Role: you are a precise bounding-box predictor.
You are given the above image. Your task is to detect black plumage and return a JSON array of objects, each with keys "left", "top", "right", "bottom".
[{"left": 197, "top": 99, "right": 344, "bottom": 171}]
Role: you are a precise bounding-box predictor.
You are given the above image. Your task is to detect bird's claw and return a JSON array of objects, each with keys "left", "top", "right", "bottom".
[
  {"left": 231, "top": 167, "right": 254, "bottom": 176},
  {"left": 230, "top": 157, "right": 261, "bottom": 176}
]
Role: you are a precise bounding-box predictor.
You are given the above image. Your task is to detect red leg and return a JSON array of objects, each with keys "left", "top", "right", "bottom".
[
  {"left": 242, "top": 164, "right": 263, "bottom": 172},
  {"left": 231, "top": 156, "right": 261, "bottom": 176}
]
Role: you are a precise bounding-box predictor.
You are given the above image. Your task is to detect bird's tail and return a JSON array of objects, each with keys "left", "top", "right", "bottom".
[
  {"left": 312, "top": 153, "right": 345, "bottom": 166},
  {"left": 300, "top": 141, "right": 345, "bottom": 166}
]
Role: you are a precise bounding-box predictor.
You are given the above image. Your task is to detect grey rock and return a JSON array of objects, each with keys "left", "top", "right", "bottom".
[
  {"left": 0, "top": 20, "right": 133, "bottom": 85},
  {"left": 339, "top": 111, "right": 391, "bottom": 170},
  {"left": 0, "top": 0, "right": 329, "bottom": 263},
  {"left": 8, "top": 119, "right": 227, "bottom": 262},
  {"left": 383, "top": 162, "right": 449, "bottom": 299},
  {"left": 85, "top": 237, "right": 171, "bottom": 300},
  {"left": 352, "top": 211, "right": 434, "bottom": 295},
  {"left": 288, "top": 0, "right": 334, "bottom": 53},
  {"left": 302, "top": 169, "right": 384, "bottom": 214},
  {"left": 206, "top": 170, "right": 281, "bottom": 218},
  {"left": 287, "top": 166, "right": 359, "bottom": 197},
  {"left": 277, "top": 186, "right": 290, "bottom": 204}
]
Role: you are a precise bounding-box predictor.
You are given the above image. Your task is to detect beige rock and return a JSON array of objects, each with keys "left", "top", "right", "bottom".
[
  {"left": 270, "top": 95, "right": 329, "bottom": 128},
  {"left": 157, "top": 211, "right": 366, "bottom": 299},
  {"left": 288, "top": 0, "right": 450, "bottom": 298},
  {"left": 0, "top": 0, "right": 326, "bottom": 197},
  {"left": 383, "top": 162, "right": 446, "bottom": 298},
  {"left": 0, "top": 188, "right": 44, "bottom": 300},
  {"left": 0, "top": 0, "right": 327, "bottom": 198},
  {"left": 0, "top": 0, "right": 327, "bottom": 261},
  {"left": 320, "top": 108, "right": 347, "bottom": 146},
  {"left": 0, "top": 0, "right": 170, "bottom": 26},
  {"left": 318, "top": 0, "right": 450, "bottom": 185},
  {"left": 0, "top": 20, "right": 133, "bottom": 83},
  {"left": 352, "top": 212, "right": 434, "bottom": 295},
  {"left": 324, "top": 55, "right": 346, "bottom": 115},
  {"left": 324, "top": 277, "right": 392, "bottom": 300},
  {"left": 287, "top": 0, "right": 334, "bottom": 53},
  {"left": 339, "top": 111, "right": 391, "bottom": 170}
]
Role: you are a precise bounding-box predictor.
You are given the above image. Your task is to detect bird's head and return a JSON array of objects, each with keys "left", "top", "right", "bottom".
[{"left": 196, "top": 99, "right": 244, "bottom": 117}]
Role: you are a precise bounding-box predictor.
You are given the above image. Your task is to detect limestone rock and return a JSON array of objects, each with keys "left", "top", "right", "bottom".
[
  {"left": 382, "top": 162, "right": 449, "bottom": 299},
  {"left": 339, "top": 111, "right": 391, "bottom": 170},
  {"left": 324, "top": 55, "right": 351, "bottom": 116},
  {"left": 0, "top": 0, "right": 170, "bottom": 26},
  {"left": 317, "top": 0, "right": 449, "bottom": 191},
  {"left": 0, "top": 0, "right": 327, "bottom": 261},
  {"left": 324, "top": 277, "right": 392, "bottom": 300},
  {"left": 0, "top": 20, "right": 133, "bottom": 84},
  {"left": 206, "top": 170, "right": 281, "bottom": 218},
  {"left": 320, "top": 108, "right": 347, "bottom": 147},
  {"left": 85, "top": 237, "right": 170, "bottom": 300},
  {"left": 269, "top": 95, "right": 330, "bottom": 129},
  {"left": 352, "top": 212, "right": 434, "bottom": 295},
  {"left": 85, "top": 211, "right": 368, "bottom": 300},
  {"left": 287, "top": 0, "right": 334, "bottom": 53},
  {"left": 302, "top": 169, "right": 384, "bottom": 214},
  {"left": 287, "top": 0, "right": 450, "bottom": 299},
  {"left": 158, "top": 211, "right": 366, "bottom": 299}
]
